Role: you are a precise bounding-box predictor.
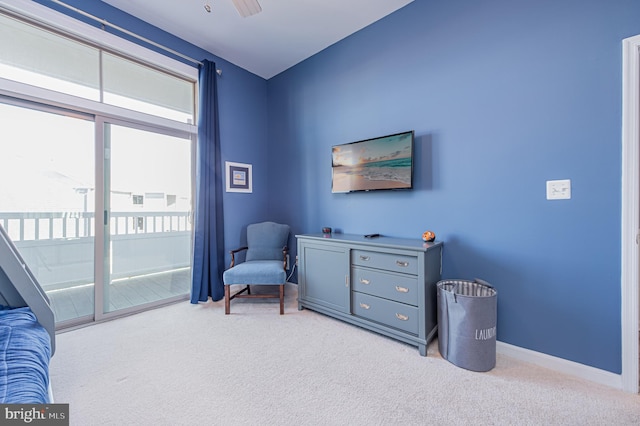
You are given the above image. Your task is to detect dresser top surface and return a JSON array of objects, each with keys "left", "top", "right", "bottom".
[{"left": 296, "top": 233, "right": 442, "bottom": 252}]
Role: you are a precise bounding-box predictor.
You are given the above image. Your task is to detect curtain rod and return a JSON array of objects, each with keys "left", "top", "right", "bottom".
[{"left": 50, "top": 0, "right": 221, "bottom": 75}]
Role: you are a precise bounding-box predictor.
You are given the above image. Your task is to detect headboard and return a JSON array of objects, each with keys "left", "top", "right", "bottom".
[{"left": 0, "top": 224, "right": 56, "bottom": 355}]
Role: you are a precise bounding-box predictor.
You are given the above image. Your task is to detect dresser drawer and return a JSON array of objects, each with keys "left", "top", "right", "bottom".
[
  {"left": 352, "top": 266, "right": 418, "bottom": 306},
  {"left": 352, "top": 250, "right": 417, "bottom": 275},
  {"left": 352, "top": 292, "right": 418, "bottom": 335}
]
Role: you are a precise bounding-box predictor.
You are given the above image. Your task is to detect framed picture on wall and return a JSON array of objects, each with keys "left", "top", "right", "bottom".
[{"left": 225, "top": 161, "right": 252, "bottom": 193}]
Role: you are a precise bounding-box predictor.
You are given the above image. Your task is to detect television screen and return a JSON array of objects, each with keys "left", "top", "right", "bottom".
[{"left": 331, "top": 130, "right": 414, "bottom": 193}]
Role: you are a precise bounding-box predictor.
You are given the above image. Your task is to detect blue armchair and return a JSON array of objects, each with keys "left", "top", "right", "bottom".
[{"left": 222, "top": 222, "right": 290, "bottom": 314}]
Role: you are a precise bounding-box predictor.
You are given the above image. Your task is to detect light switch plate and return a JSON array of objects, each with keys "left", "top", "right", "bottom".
[{"left": 546, "top": 179, "right": 571, "bottom": 200}]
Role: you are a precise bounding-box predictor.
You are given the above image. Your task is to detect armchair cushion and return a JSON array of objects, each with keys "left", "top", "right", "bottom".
[
  {"left": 245, "top": 222, "right": 290, "bottom": 261},
  {"left": 223, "top": 260, "right": 286, "bottom": 285}
]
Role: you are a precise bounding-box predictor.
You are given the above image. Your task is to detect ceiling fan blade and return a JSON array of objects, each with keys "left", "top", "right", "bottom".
[{"left": 231, "top": 0, "right": 262, "bottom": 18}]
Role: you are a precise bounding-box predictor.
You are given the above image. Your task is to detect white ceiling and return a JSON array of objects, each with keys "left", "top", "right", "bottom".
[{"left": 101, "top": 0, "right": 414, "bottom": 79}]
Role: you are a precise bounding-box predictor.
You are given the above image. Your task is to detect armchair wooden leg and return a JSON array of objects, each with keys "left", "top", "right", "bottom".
[
  {"left": 279, "top": 284, "right": 284, "bottom": 315},
  {"left": 224, "top": 285, "right": 230, "bottom": 315}
]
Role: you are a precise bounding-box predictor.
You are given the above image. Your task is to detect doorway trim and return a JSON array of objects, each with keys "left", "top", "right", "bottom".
[{"left": 621, "top": 34, "right": 640, "bottom": 394}]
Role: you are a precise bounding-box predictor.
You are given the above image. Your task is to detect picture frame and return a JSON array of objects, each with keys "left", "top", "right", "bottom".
[{"left": 225, "top": 161, "right": 252, "bottom": 193}]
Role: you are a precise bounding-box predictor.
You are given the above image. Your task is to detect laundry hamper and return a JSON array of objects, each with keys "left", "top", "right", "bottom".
[{"left": 437, "top": 279, "right": 497, "bottom": 372}]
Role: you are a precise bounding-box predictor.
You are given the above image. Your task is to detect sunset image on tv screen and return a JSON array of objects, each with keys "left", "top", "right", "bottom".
[{"left": 332, "top": 131, "right": 413, "bottom": 193}]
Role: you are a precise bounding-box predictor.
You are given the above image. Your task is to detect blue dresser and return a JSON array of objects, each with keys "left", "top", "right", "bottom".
[{"left": 296, "top": 233, "right": 443, "bottom": 356}]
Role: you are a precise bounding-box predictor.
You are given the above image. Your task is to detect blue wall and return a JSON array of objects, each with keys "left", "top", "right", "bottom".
[
  {"left": 268, "top": 0, "right": 640, "bottom": 374},
  {"left": 42, "top": 0, "right": 640, "bottom": 374}
]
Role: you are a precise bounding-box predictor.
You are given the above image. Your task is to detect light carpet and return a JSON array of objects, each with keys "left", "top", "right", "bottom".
[{"left": 50, "top": 284, "right": 640, "bottom": 425}]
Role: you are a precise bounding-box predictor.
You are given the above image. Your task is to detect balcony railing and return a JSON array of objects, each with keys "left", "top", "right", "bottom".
[
  {"left": 0, "top": 211, "right": 191, "bottom": 291},
  {"left": 0, "top": 211, "right": 191, "bottom": 240}
]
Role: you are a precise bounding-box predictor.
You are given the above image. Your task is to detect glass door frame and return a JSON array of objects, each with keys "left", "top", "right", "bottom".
[
  {"left": 94, "top": 116, "right": 195, "bottom": 322},
  {"left": 0, "top": 97, "right": 97, "bottom": 328}
]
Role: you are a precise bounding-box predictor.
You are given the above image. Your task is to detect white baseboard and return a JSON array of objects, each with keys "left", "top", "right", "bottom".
[{"left": 497, "top": 341, "right": 623, "bottom": 390}]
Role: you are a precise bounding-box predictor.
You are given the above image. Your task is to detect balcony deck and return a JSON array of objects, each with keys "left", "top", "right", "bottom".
[{"left": 47, "top": 268, "right": 190, "bottom": 323}]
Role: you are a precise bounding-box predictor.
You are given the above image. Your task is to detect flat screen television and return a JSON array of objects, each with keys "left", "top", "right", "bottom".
[{"left": 331, "top": 130, "right": 414, "bottom": 193}]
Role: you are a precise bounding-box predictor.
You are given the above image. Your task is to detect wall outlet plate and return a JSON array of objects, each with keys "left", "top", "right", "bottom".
[{"left": 546, "top": 179, "right": 571, "bottom": 200}]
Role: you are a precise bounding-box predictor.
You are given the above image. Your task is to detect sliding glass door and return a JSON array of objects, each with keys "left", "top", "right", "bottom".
[
  {"left": 0, "top": 101, "right": 95, "bottom": 323},
  {"left": 100, "top": 122, "right": 193, "bottom": 316},
  {"left": 0, "top": 100, "right": 194, "bottom": 325}
]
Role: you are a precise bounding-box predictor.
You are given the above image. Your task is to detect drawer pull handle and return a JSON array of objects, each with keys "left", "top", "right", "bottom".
[
  {"left": 360, "top": 278, "right": 371, "bottom": 285},
  {"left": 359, "top": 303, "right": 371, "bottom": 310},
  {"left": 396, "top": 260, "right": 409, "bottom": 267},
  {"left": 360, "top": 255, "right": 370, "bottom": 261},
  {"left": 395, "top": 313, "right": 409, "bottom": 321},
  {"left": 395, "top": 286, "right": 409, "bottom": 293}
]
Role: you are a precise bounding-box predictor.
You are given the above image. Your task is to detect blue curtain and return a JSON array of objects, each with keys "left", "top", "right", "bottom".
[{"left": 191, "top": 59, "right": 225, "bottom": 303}]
